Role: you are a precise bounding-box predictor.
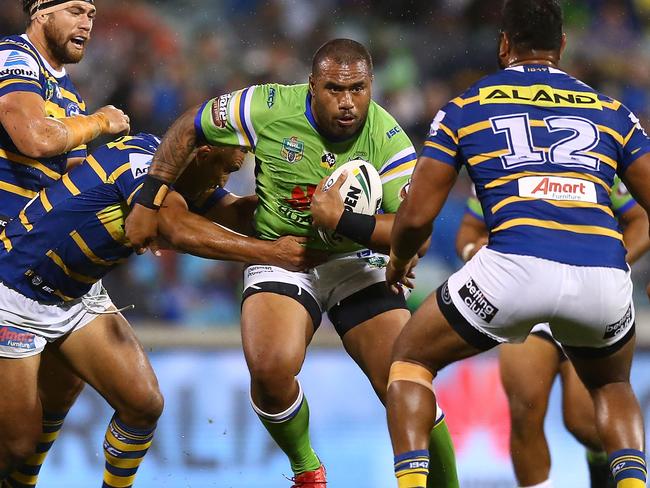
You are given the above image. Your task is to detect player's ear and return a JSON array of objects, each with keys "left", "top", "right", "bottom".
[
  {"left": 558, "top": 33, "right": 567, "bottom": 60},
  {"left": 308, "top": 74, "right": 315, "bottom": 96},
  {"left": 497, "top": 31, "right": 510, "bottom": 66}
]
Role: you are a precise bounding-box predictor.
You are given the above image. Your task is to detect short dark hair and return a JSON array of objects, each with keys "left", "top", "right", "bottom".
[
  {"left": 22, "top": 0, "right": 35, "bottom": 16},
  {"left": 501, "top": 0, "right": 563, "bottom": 52},
  {"left": 311, "top": 39, "right": 373, "bottom": 75}
]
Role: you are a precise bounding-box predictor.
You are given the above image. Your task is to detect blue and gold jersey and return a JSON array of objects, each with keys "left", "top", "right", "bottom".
[
  {"left": 424, "top": 65, "right": 650, "bottom": 270},
  {"left": 0, "top": 134, "right": 160, "bottom": 304},
  {"left": 0, "top": 34, "right": 87, "bottom": 222}
]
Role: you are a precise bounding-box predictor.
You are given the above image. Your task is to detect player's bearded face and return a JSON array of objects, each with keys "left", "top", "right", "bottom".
[
  {"left": 310, "top": 59, "right": 372, "bottom": 139},
  {"left": 43, "top": 6, "right": 95, "bottom": 64}
]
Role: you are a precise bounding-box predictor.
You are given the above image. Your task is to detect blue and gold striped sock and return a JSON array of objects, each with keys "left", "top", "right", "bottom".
[
  {"left": 102, "top": 415, "right": 155, "bottom": 488},
  {"left": 4, "top": 411, "right": 67, "bottom": 488},
  {"left": 395, "top": 449, "right": 429, "bottom": 488},
  {"left": 610, "top": 449, "right": 646, "bottom": 488}
]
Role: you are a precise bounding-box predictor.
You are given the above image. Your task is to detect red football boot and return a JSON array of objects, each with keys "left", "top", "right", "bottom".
[{"left": 290, "top": 464, "right": 327, "bottom": 487}]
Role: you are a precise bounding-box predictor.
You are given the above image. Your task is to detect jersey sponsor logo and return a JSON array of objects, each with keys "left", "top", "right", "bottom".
[
  {"left": 429, "top": 110, "right": 446, "bottom": 137},
  {"left": 266, "top": 87, "right": 276, "bottom": 108},
  {"left": 440, "top": 281, "right": 452, "bottom": 305},
  {"left": 386, "top": 125, "right": 401, "bottom": 139},
  {"left": 0, "top": 214, "right": 9, "bottom": 228},
  {"left": 25, "top": 270, "right": 57, "bottom": 296},
  {"left": 479, "top": 85, "right": 603, "bottom": 109},
  {"left": 129, "top": 153, "right": 154, "bottom": 179},
  {"left": 321, "top": 151, "right": 336, "bottom": 169},
  {"left": 284, "top": 184, "right": 315, "bottom": 211},
  {"left": 616, "top": 180, "right": 629, "bottom": 197},
  {"left": 211, "top": 93, "right": 231, "bottom": 128},
  {"left": 458, "top": 278, "right": 498, "bottom": 323},
  {"left": 604, "top": 304, "right": 632, "bottom": 339},
  {"left": 518, "top": 176, "right": 597, "bottom": 203},
  {"left": 0, "top": 326, "right": 36, "bottom": 350},
  {"left": 629, "top": 111, "right": 648, "bottom": 137},
  {"left": 0, "top": 49, "right": 39, "bottom": 80},
  {"left": 281, "top": 136, "right": 305, "bottom": 163}
]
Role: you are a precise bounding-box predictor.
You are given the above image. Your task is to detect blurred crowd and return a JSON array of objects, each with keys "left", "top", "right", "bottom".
[{"left": 2, "top": 0, "right": 650, "bottom": 324}]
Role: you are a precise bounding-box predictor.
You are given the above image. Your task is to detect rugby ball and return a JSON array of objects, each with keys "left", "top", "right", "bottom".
[{"left": 317, "top": 159, "right": 383, "bottom": 246}]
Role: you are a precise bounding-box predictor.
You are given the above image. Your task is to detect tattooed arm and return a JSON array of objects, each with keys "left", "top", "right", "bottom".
[{"left": 124, "top": 105, "right": 202, "bottom": 253}]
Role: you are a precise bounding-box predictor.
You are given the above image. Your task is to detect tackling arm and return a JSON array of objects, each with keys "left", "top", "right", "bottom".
[
  {"left": 455, "top": 213, "right": 488, "bottom": 262},
  {"left": 202, "top": 193, "right": 258, "bottom": 236},
  {"left": 620, "top": 153, "right": 650, "bottom": 260},
  {"left": 157, "top": 191, "right": 323, "bottom": 271},
  {"left": 618, "top": 198, "right": 650, "bottom": 266}
]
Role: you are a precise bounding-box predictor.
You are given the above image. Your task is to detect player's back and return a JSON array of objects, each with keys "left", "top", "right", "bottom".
[
  {"left": 426, "top": 64, "right": 650, "bottom": 270},
  {"left": 0, "top": 34, "right": 88, "bottom": 224},
  {"left": 0, "top": 134, "right": 159, "bottom": 303}
]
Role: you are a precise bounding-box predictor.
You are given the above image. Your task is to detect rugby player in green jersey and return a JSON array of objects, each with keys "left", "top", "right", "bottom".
[
  {"left": 457, "top": 179, "right": 649, "bottom": 488},
  {"left": 125, "top": 39, "right": 459, "bottom": 487}
]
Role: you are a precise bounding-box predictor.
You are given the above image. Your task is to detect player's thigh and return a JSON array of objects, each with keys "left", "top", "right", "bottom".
[
  {"left": 565, "top": 328, "right": 636, "bottom": 391},
  {"left": 37, "top": 346, "right": 85, "bottom": 412},
  {"left": 392, "top": 290, "right": 484, "bottom": 374},
  {"left": 241, "top": 292, "right": 315, "bottom": 377},
  {"left": 0, "top": 354, "right": 42, "bottom": 441},
  {"left": 499, "top": 332, "right": 559, "bottom": 418},
  {"left": 56, "top": 312, "right": 161, "bottom": 411},
  {"left": 341, "top": 307, "right": 410, "bottom": 402}
]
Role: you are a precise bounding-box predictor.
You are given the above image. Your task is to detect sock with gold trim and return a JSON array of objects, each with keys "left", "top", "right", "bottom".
[
  {"left": 4, "top": 411, "right": 67, "bottom": 488},
  {"left": 610, "top": 449, "right": 646, "bottom": 488},
  {"left": 395, "top": 449, "right": 429, "bottom": 488},
  {"left": 102, "top": 415, "right": 155, "bottom": 488}
]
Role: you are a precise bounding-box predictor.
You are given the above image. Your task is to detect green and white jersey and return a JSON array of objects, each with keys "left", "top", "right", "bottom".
[
  {"left": 465, "top": 176, "right": 637, "bottom": 220},
  {"left": 196, "top": 83, "right": 416, "bottom": 252}
]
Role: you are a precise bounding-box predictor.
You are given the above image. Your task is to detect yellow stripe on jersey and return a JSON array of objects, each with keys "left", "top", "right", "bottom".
[
  {"left": 96, "top": 204, "right": 129, "bottom": 244},
  {"left": 485, "top": 171, "right": 611, "bottom": 193},
  {"left": 491, "top": 195, "right": 615, "bottom": 217},
  {"left": 40, "top": 190, "right": 53, "bottom": 212},
  {"left": 451, "top": 95, "right": 480, "bottom": 107},
  {"left": 585, "top": 151, "right": 617, "bottom": 170},
  {"left": 7, "top": 471, "right": 38, "bottom": 485},
  {"left": 108, "top": 163, "right": 131, "bottom": 183},
  {"left": 44, "top": 100, "right": 67, "bottom": 118},
  {"left": 458, "top": 120, "right": 492, "bottom": 139},
  {"left": 53, "top": 289, "right": 75, "bottom": 301},
  {"left": 232, "top": 90, "right": 253, "bottom": 148},
  {"left": 106, "top": 138, "right": 155, "bottom": 154},
  {"left": 0, "top": 78, "right": 42, "bottom": 91},
  {"left": 0, "top": 149, "right": 61, "bottom": 181},
  {"left": 69, "top": 231, "right": 127, "bottom": 267},
  {"left": 601, "top": 99, "right": 621, "bottom": 111},
  {"left": 46, "top": 250, "right": 97, "bottom": 284},
  {"left": 127, "top": 184, "right": 144, "bottom": 206},
  {"left": 597, "top": 124, "right": 625, "bottom": 146},
  {"left": 381, "top": 160, "right": 416, "bottom": 180},
  {"left": 59, "top": 86, "right": 85, "bottom": 110},
  {"left": 468, "top": 149, "right": 510, "bottom": 166},
  {"left": 18, "top": 209, "right": 32, "bottom": 231},
  {"left": 0, "top": 181, "right": 37, "bottom": 199},
  {"left": 438, "top": 123, "right": 459, "bottom": 145},
  {"left": 492, "top": 218, "right": 623, "bottom": 240},
  {"left": 86, "top": 155, "right": 108, "bottom": 182},
  {"left": 623, "top": 126, "right": 638, "bottom": 146},
  {"left": 424, "top": 141, "right": 456, "bottom": 157},
  {"left": 0, "top": 230, "right": 12, "bottom": 251},
  {"left": 479, "top": 85, "right": 603, "bottom": 109},
  {"left": 61, "top": 173, "right": 80, "bottom": 195}
]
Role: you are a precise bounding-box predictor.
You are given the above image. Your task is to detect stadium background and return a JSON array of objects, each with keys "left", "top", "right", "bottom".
[{"left": 3, "top": 0, "right": 650, "bottom": 486}]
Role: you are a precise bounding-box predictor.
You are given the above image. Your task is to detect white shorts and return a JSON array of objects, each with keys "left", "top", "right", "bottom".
[
  {"left": 0, "top": 281, "right": 114, "bottom": 358},
  {"left": 439, "top": 248, "right": 634, "bottom": 353},
  {"left": 243, "top": 250, "right": 408, "bottom": 335}
]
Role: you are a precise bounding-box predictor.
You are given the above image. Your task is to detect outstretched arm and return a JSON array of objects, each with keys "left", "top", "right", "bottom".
[
  {"left": 157, "top": 191, "right": 324, "bottom": 270},
  {"left": 386, "top": 157, "right": 458, "bottom": 288},
  {"left": 619, "top": 203, "right": 650, "bottom": 265},
  {"left": 455, "top": 213, "right": 488, "bottom": 262}
]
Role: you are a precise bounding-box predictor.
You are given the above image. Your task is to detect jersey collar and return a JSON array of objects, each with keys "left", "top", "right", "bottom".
[
  {"left": 505, "top": 64, "right": 566, "bottom": 75},
  {"left": 21, "top": 33, "right": 67, "bottom": 79}
]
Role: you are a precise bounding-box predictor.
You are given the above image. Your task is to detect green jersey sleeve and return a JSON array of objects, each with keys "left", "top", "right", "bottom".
[
  {"left": 375, "top": 115, "right": 417, "bottom": 213},
  {"left": 610, "top": 176, "right": 637, "bottom": 216},
  {"left": 197, "top": 84, "right": 279, "bottom": 150},
  {"left": 466, "top": 196, "right": 484, "bottom": 220}
]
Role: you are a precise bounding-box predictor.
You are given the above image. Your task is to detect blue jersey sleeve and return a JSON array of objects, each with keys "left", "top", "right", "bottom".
[
  {"left": 0, "top": 43, "right": 43, "bottom": 98},
  {"left": 420, "top": 100, "right": 462, "bottom": 170},
  {"left": 614, "top": 105, "right": 650, "bottom": 174}
]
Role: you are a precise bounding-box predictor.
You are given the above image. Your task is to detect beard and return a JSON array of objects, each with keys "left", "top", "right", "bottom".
[{"left": 43, "top": 18, "right": 85, "bottom": 64}]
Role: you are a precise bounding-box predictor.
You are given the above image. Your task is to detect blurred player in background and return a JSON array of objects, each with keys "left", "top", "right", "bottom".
[
  {"left": 456, "top": 178, "right": 650, "bottom": 488},
  {"left": 0, "top": 1, "right": 130, "bottom": 485},
  {"left": 0, "top": 133, "right": 319, "bottom": 486},
  {"left": 124, "top": 39, "right": 460, "bottom": 488},
  {"left": 384, "top": 1, "right": 650, "bottom": 487}
]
